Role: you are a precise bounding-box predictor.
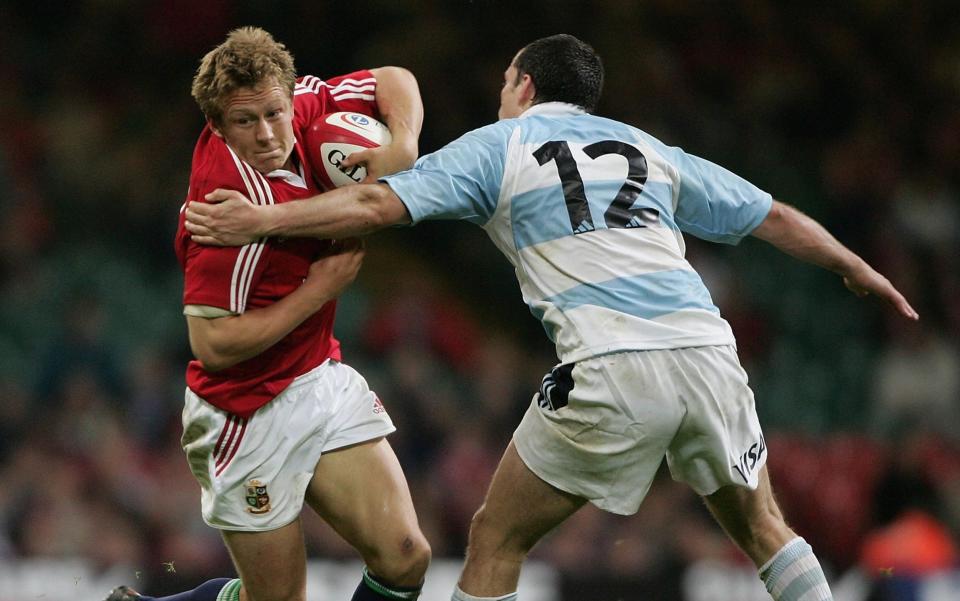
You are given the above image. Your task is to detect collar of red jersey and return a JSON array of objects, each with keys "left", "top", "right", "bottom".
[
  {"left": 266, "top": 154, "right": 308, "bottom": 189},
  {"left": 519, "top": 102, "right": 586, "bottom": 119}
]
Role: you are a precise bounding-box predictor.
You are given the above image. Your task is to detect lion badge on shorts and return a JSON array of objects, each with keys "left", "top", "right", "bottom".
[{"left": 245, "top": 479, "right": 271, "bottom": 514}]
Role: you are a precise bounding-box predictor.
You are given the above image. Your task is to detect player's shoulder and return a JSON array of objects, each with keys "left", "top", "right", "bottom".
[
  {"left": 188, "top": 128, "right": 246, "bottom": 202},
  {"left": 294, "top": 71, "right": 378, "bottom": 128},
  {"left": 505, "top": 110, "right": 617, "bottom": 147},
  {"left": 454, "top": 118, "right": 518, "bottom": 146},
  {"left": 294, "top": 71, "right": 376, "bottom": 98},
  {"left": 294, "top": 74, "right": 326, "bottom": 97},
  {"left": 420, "top": 120, "right": 515, "bottom": 167}
]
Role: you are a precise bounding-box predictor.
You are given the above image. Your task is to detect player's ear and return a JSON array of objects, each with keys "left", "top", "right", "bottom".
[
  {"left": 519, "top": 73, "right": 537, "bottom": 107},
  {"left": 208, "top": 117, "right": 224, "bottom": 139}
]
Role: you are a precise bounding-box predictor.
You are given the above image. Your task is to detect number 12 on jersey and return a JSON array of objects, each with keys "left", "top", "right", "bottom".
[{"left": 533, "top": 140, "right": 659, "bottom": 234}]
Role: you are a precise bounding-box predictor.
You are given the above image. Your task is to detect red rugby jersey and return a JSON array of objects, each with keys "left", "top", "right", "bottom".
[{"left": 175, "top": 71, "right": 380, "bottom": 417}]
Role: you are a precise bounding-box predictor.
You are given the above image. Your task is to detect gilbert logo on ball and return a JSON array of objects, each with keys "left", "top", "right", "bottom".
[{"left": 305, "top": 112, "right": 392, "bottom": 189}]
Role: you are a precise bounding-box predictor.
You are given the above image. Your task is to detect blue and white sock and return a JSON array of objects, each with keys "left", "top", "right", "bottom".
[
  {"left": 451, "top": 586, "right": 517, "bottom": 601},
  {"left": 759, "top": 538, "right": 832, "bottom": 600}
]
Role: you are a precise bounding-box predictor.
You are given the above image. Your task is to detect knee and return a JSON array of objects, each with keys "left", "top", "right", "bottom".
[
  {"left": 367, "top": 531, "right": 431, "bottom": 586},
  {"left": 467, "top": 503, "right": 493, "bottom": 545},
  {"left": 466, "top": 503, "right": 530, "bottom": 559}
]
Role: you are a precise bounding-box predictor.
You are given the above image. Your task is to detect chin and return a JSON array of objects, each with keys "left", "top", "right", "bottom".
[{"left": 255, "top": 156, "right": 286, "bottom": 174}]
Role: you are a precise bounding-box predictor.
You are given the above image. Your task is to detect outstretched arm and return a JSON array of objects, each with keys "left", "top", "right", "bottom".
[
  {"left": 751, "top": 200, "right": 918, "bottom": 320},
  {"left": 184, "top": 183, "right": 411, "bottom": 246}
]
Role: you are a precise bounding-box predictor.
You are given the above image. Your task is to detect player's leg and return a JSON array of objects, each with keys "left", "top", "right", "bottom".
[
  {"left": 454, "top": 440, "right": 587, "bottom": 600},
  {"left": 306, "top": 437, "right": 431, "bottom": 600},
  {"left": 664, "top": 345, "right": 833, "bottom": 600},
  {"left": 131, "top": 384, "right": 317, "bottom": 601},
  {"left": 453, "top": 354, "right": 679, "bottom": 600},
  {"left": 103, "top": 579, "right": 240, "bottom": 601},
  {"left": 703, "top": 466, "right": 833, "bottom": 600},
  {"left": 220, "top": 519, "right": 308, "bottom": 601},
  {"left": 105, "top": 525, "right": 293, "bottom": 601},
  {"left": 702, "top": 465, "right": 793, "bottom": 564}
]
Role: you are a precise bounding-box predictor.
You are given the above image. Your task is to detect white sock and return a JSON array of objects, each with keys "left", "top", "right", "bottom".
[
  {"left": 759, "top": 537, "right": 833, "bottom": 600},
  {"left": 451, "top": 586, "right": 517, "bottom": 601}
]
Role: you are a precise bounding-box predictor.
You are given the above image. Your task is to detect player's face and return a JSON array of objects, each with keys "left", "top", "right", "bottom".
[
  {"left": 498, "top": 62, "right": 525, "bottom": 120},
  {"left": 213, "top": 80, "right": 295, "bottom": 174}
]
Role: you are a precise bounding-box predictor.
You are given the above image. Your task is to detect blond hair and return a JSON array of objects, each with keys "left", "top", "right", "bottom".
[{"left": 191, "top": 27, "right": 297, "bottom": 125}]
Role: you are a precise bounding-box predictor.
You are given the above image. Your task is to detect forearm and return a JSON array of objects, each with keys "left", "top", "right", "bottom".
[
  {"left": 260, "top": 183, "right": 410, "bottom": 239},
  {"left": 187, "top": 286, "right": 330, "bottom": 372},
  {"left": 751, "top": 200, "right": 919, "bottom": 320},
  {"left": 751, "top": 200, "right": 867, "bottom": 276},
  {"left": 370, "top": 66, "right": 423, "bottom": 167}
]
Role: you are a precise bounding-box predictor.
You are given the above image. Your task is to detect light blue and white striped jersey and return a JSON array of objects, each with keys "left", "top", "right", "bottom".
[{"left": 381, "top": 103, "right": 772, "bottom": 363}]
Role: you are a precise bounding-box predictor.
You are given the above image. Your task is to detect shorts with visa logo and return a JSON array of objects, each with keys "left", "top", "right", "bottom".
[{"left": 514, "top": 345, "right": 765, "bottom": 515}]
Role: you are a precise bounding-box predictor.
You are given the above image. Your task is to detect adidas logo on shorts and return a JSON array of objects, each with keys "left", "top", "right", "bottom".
[
  {"left": 372, "top": 397, "right": 387, "bottom": 415},
  {"left": 537, "top": 363, "right": 575, "bottom": 411}
]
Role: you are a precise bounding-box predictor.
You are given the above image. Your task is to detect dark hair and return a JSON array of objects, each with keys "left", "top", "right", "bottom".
[{"left": 513, "top": 34, "right": 603, "bottom": 112}]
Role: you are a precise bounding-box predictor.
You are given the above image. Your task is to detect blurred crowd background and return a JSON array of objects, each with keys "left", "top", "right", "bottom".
[{"left": 0, "top": 1, "right": 958, "bottom": 599}]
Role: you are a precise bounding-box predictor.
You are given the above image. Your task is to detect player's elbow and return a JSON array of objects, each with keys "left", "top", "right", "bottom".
[
  {"left": 189, "top": 340, "right": 234, "bottom": 373},
  {"left": 750, "top": 199, "right": 792, "bottom": 242},
  {"left": 187, "top": 320, "right": 240, "bottom": 373},
  {"left": 370, "top": 66, "right": 418, "bottom": 88},
  {"left": 354, "top": 184, "right": 409, "bottom": 233}
]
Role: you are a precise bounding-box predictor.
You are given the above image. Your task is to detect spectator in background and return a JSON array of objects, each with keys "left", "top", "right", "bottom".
[
  {"left": 862, "top": 432, "right": 958, "bottom": 601},
  {"left": 870, "top": 317, "right": 960, "bottom": 442}
]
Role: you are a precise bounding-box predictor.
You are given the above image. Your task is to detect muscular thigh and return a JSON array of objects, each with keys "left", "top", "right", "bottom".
[
  {"left": 513, "top": 352, "right": 685, "bottom": 515},
  {"left": 304, "top": 437, "right": 420, "bottom": 560},
  {"left": 475, "top": 440, "right": 587, "bottom": 549}
]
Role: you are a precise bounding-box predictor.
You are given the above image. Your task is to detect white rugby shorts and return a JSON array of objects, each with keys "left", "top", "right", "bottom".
[
  {"left": 181, "top": 359, "right": 395, "bottom": 531},
  {"left": 514, "top": 345, "right": 767, "bottom": 515}
]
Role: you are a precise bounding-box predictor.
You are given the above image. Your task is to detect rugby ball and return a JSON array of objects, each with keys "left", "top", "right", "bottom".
[{"left": 305, "top": 112, "right": 392, "bottom": 189}]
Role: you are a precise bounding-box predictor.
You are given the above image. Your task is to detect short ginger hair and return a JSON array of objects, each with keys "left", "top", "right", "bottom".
[{"left": 191, "top": 27, "right": 297, "bottom": 125}]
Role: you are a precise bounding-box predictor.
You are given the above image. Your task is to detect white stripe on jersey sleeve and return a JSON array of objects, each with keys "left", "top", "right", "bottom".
[
  {"left": 294, "top": 76, "right": 376, "bottom": 96},
  {"left": 183, "top": 304, "right": 234, "bottom": 318},
  {"left": 330, "top": 92, "right": 376, "bottom": 101},
  {"left": 298, "top": 75, "right": 320, "bottom": 89},
  {"left": 229, "top": 244, "right": 250, "bottom": 314},
  {"left": 328, "top": 83, "right": 375, "bottom": 94},
  {"left": 294, "top": 76, "right": 323, "bottom": 96},
  {"left": 327, "top": 77, "right": 375, "bottom": 87}
]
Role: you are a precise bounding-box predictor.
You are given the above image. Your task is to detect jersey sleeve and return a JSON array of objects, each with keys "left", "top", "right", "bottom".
[
  {"left": 664, "top": 147, "right": 772, "bottom": 245},
  {"left": 379, "top": 122, "right": 512, "bottom": 225},
  {"left": 293, "top": 70, "right": 379, "bottom": 130},
  {"left": 178, "top": 133, "right": 271, "bottom": 314},
  {"left": 182, "top": 238, "right": 270, "bottom": 314}
]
